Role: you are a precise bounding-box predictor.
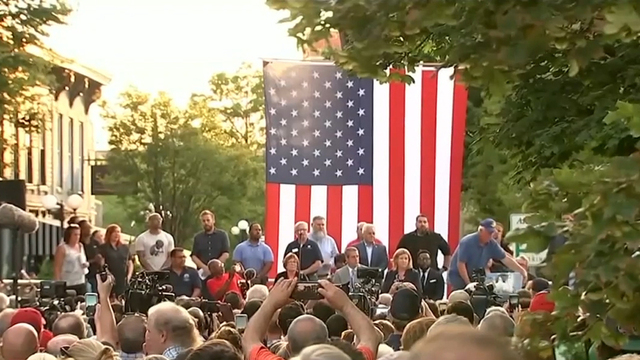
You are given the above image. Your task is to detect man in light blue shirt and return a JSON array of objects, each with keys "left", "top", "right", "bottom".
[
  {"left": 233, "top": 223, "right": 274, "bottom": 284},
  {"left": 448, "top": 219, "right": 528, "bottom": 291}
]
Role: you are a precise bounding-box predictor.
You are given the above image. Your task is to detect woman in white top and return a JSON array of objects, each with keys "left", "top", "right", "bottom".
[{"left": 54, "top": 224, "right": 89, "bottom": 295}]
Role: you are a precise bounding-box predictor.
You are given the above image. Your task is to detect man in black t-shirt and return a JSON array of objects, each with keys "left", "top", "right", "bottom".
[{"left": 396, "top": 214, "right": 451, "bottom": 271}]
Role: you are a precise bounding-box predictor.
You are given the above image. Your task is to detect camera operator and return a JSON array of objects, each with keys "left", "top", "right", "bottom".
[
  {"left": 448, "top": 219, "right": 527, "bottom": 291},
  {"left": 202, "top": 260, "right": 241, "bottom": 301},
  {"left": 166, "top": 248, "right": 201, "bottom": 298}
]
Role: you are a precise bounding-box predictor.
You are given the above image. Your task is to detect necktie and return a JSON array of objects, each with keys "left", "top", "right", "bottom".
[
  {"left": 421, "top": 272, "right": 426, "bottom": 287},
  {"left": 350, "top": 269, "right": 356, "bottom": 289}
]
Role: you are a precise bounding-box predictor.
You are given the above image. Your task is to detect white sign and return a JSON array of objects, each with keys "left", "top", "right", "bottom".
[{"left": 510, "top": 213, "right": 547, "bottom": 266}]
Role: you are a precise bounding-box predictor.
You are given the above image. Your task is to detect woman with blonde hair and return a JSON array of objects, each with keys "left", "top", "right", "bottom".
[
  {"left": 381, "top": 248, "right": 422, "bottom": 296},
  {"left": 60, "top": 339, "right": 119, "bottom": 360}
]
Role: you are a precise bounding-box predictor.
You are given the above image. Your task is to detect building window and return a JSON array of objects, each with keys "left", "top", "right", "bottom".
[
  {"left": 68, "top": 117, "right": 74, "bottom": 191},
  {"left": 56, "top": 114, "right": 63, "bottom": 188},
  {"left": 39, "top": 126, "right": 46, "bottom": 185},
  {"left": 25, "top": 133, "right": 33, "bottom": 183},
  {"left": 78, "top": 122, "right": 84, "bottom": 192}
]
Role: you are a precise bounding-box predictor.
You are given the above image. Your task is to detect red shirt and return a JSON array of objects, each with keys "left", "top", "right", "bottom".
[
  {"left": 250, "top": 344, "right": 375, "bottom": 360},
  {"left": 206, "top": 273, "right": 242, "bottom": 298},
  {"left": 345, "top": 238, "right": 384, "bottom": 248}
]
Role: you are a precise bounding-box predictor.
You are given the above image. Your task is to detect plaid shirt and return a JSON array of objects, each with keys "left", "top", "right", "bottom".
[
  {"left": 119, "top": 352, "right": 145, "bottom": 360},
  {"left": 163, "top": 346, "right": 186, "bottom": 360}
]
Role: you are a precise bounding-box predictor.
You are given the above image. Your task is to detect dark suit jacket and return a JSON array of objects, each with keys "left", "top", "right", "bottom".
[
  {"left": 418, "top": 268, "right": 445, "bottom": 300},
  {"left": 355, "top": 242, "right": 389, "bottom": 271},
  {"left": 381, "top": 269, "right": 423, "bottom": 297}
]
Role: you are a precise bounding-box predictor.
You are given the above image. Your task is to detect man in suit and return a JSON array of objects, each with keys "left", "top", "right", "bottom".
[
  {"left": 416, "top": 250, "right": 444, "bottom": 300},
  {"left": 332, "top": 247, "right": 363, "bottom": 291},
  {"left": 355, "top": 224, "right": 388, "bottom": 271}
]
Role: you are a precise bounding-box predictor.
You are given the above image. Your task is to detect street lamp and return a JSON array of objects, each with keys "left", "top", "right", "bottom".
[
  {"left": 66, "top": 194, "right": 83, "bottom": 214},
  {"left": 41, "top": 193, "right": 83, "bottom": 240}
]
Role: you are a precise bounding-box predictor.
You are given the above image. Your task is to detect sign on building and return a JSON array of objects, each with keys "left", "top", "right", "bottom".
[{"left": 510, "top": 213, "right": 547, "bottom": 266}]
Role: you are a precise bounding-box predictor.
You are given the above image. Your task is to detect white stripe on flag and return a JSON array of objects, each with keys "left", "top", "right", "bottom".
[
  {"left": 278, "top": 184, "right": 296, "bottom": 272},
  {"left": 404, "top": 70, "right": 423, "bottom": 234},
  {"left": 372, "top": 80, "right": 390, "bottom": 251},
  {"left": 433, "top": 67, "right": 455, "bottom": 271},
  {"left": 309, "top": 185, "right": 327, "bottom": 224},
  {"left": 341, "top": 185, "right": 359, "bottom": 251}
]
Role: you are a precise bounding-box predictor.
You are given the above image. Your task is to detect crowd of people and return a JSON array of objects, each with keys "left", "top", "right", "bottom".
[{"left": 1, "top": 211, "right": 637, "bottom": 360}]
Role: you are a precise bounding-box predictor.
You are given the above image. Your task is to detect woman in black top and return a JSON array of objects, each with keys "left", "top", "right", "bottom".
[
  {"left": 381, "top": 248, "right": 422, "bottom": 296},
  {"left": 273, "top": 253, "right": 309, "bottom": 285}
]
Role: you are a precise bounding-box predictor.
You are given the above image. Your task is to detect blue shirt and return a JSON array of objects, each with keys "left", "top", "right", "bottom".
[
  {"left": 233, "top": 240, "right": 274, "bottom": 271},
  {"left": 448, "top": 232, "right": 506, "bottom": 290}
]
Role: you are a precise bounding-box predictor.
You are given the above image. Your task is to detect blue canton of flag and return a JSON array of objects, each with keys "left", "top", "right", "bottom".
[{"left": 264, "top": 61, "right": 374, "bottom": 186}]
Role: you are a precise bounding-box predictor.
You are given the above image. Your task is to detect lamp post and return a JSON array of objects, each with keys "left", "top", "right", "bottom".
[
  {"left": 231, "top": 219, "right": 249, "bottom": 243},
  {"left": 41, "top": 193, "right": 84, "bottom": 240}
]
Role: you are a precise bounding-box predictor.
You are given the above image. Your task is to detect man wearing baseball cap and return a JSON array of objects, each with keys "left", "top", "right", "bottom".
[
  {"left": 9, "top": 308, "right": 53, "bottom": 349},
  {"left": 447, "top": 219, "right": 527, "bottom": 291}
]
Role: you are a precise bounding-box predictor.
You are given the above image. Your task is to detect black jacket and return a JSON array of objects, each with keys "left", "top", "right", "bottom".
[{"left": 381, "top": 268, "right": 423, "bottom": 297}]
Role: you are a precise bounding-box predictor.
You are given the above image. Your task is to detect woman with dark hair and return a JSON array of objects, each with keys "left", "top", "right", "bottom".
[
  {"left": 53, "top": 224, "right": 88, "bottom": 295},
  {"left": 99, "top": 224, "right": 134, "bottom": 296},
  {"left": 78, "top": 220, "right": 104, "bottom": 293}
]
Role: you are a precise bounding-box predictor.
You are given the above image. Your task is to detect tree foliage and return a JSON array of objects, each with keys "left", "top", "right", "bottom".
[
  {"left": 102, "top": 88, "right": 264, "bottom": 246},
  {"left": 188, "top": 63, "right": 265, "bottom": 153},
  {"left": 267, "top": 0, "right": 640, "bottom": 178},
  {"left": 0, "top": 0, "right": 70, "bottom": 170},
  {"left": 270, "top": 0, "right": 640, "bottom": 350}
]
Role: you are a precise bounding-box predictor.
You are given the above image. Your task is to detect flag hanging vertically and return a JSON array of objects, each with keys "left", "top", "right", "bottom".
[{"left": 263, "top": 60, "right": 468, "bottom": 276}]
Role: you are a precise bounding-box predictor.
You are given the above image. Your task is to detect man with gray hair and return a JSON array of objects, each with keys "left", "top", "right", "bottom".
[
  {"left": 287, "top": 315, "right": 330, "bottom": 355},
  {"left": 427, "top": 314, "right": 473, "bottom": 338},
  {"left": 345, "top": 222, "right": 384, "bottom": 248},
  {"left": 283, "top": 222, "right": 324, "bottom": 280},
  {"left": 246, "top": 284, "right": 269, "bottom": 302},
  {"left": 478, "top": 312, "right": 515, "bottom": 337},
  {"left": 308, "top": 216, "right": 339, "bottom": 279},
  {"left": 144, "top": 302, "right": 202, "bottom": 359}
]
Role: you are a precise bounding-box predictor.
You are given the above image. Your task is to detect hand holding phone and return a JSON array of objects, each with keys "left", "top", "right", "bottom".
[
  {"left": 291, "top": 282, "right": 324, "bottom": 301},
  {"left": 234, "top": 314, "right": 248, "bottom": 329},
  {"left": 86, "top": 293, "right": 98, "bottom": 317}
]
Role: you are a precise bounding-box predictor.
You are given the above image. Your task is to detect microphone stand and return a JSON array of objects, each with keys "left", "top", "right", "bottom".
[{"left": 11, "top": 227, "right": 22, "bottom": 307}]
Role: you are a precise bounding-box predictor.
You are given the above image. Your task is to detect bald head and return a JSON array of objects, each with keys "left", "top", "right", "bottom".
[
  {"left": 46, "top": 334, "right": 79, "bottom": 356},
  {"left": 0, "top": 309, "right": 17, "bottom": 338},
  {"left": 208, "top": 259, "right": 224, "bottom": 276},
  {"left": 287, "top": 315, "right": 329, "bottom": 355},
  {"left": 1, "top": 324, "right": 39, "bottom": 360}
]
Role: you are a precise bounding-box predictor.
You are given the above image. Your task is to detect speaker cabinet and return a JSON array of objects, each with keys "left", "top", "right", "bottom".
[{"left": 0, "top": 179, "right": 27, "bottom": 210}]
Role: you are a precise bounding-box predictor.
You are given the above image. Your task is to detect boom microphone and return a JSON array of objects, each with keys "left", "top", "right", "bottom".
[{"left": 0, "top": 203, "right": 39, "bottom": 233}]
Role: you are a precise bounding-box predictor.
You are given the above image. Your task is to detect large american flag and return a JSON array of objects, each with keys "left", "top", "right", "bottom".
[{"left": 263, "top": 60, "right": 468, "bottom": 276}]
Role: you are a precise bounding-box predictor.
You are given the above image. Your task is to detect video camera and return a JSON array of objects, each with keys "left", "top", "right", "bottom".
[
  {"left": 350, "top": 267, "right": 384, "bottom": 318},
  {"left": 32, "top": 280, "right": 78, "bottom": 329},
  {"left": 125, "top": 271, "right": 175, "bottom": 314},
  {"left": 466, "top": 268, "right": 502, "bottom": 319}
]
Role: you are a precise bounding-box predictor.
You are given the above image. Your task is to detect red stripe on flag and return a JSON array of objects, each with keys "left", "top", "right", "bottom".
[
  {"left": 448, "top": 75, "right": 468, "bottom": 253},
  {"left": 388, "top": 70, "right": 406, "bottom": 254},
  {"left": 265, "top": 183, "right": 280, "bottom": 279},
  {"left": 358, "top": 185, "right": 373, "bottom": 223},
  {"left": 326, "top": 185, "right": 343, "bottom": 249},
  {"left": 294, "top": 185, "right": 311, "bottom": 223},
  {"left": 421, "top": 70, "right": 438, "bottom": 224}
]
